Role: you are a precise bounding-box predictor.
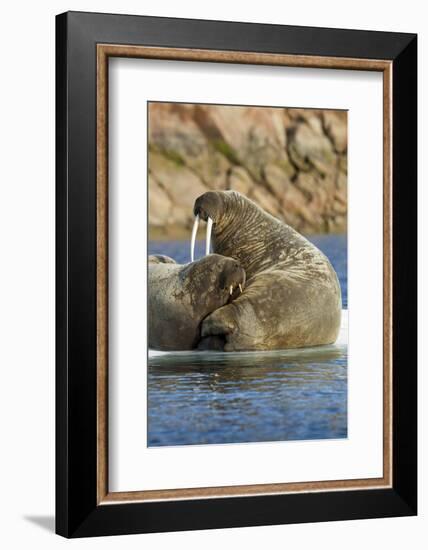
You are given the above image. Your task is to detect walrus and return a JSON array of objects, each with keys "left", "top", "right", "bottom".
[
  {"left": 148, "top": 253, "right": 246, "bottom": 350},
  {"left": 149, "top": 254, "right": 177, "bottom": 264},
  {"left": 191, "top": 190, "right": 342, "bottom": 351}
]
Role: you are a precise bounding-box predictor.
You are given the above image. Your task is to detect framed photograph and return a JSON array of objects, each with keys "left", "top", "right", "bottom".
[{"left": 56, "top": 11, "right": 417, "bottom": 538}]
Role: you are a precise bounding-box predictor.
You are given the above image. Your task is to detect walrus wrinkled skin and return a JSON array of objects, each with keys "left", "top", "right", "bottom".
[
  {"left": 193, "top": 190, "right": 342, "bottom": 351},
  {"left": 148, "top": 253, "right": 246, "bottom": 351}
]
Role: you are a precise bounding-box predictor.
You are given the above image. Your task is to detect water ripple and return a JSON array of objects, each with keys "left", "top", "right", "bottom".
[
  {"left": 148, "top": 236, "right": 347, "bottom": 446},
  {"left": 148, "top": 346, "right": 347, "bottom": 446}
]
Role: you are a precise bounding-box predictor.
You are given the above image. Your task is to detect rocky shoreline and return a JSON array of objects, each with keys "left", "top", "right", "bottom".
[{"left": 148, "top": 103, "right": 347, "bottom": 237}]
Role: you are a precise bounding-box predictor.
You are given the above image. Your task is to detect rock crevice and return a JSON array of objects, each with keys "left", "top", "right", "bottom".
[{"left": 148, "top": 103, "right": 347, "bottom": 238}]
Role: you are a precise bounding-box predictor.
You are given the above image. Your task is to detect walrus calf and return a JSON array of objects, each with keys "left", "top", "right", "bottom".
[
  {"left": 148, "top": 253, "right": 246, "bottom": 350},
  {"left": 192, "top": 190, "right": 342, "bottom": 351}
]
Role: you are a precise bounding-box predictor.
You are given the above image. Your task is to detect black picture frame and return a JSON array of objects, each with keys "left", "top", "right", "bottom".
[{"left": 56, "top": 10, "right": 417, "bottom": 538}]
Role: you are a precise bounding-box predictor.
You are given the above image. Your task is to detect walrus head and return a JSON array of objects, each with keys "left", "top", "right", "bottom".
[
  {"left": 191, "top": 191, "right": 239, "bottom": 262},
  {"left": 193, "top": 191, "right": 224, "bottom": 223},
  {"left": 191, "top": 192, "right": 222, "bottom": 262},
  {"left": 217, "top": 257, "right": 246, "bottom": 300},
  {"left": 184, "top": 253, "right": 246, "bottom": 308}
]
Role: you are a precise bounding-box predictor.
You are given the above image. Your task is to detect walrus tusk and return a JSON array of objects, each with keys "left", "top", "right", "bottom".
[
  {"left": 239, "top": 283, "right": 243, "bottom": 293},
  {"left": 190, "top": 214, "right": 199, "bottom": 262},
  {"left": 229, "top": 285, "right": 233, "bottom": 295},
  {"left": 205, "top": 216, "right": 213, "bottom": 256}
]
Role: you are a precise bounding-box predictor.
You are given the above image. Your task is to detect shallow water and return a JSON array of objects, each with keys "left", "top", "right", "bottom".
[{"left": 148, "top": 235, "right": 347, "bottom": 447}]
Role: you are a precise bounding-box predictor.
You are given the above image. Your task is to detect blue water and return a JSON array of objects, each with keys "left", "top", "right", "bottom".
[{"left": 148, "top": 235, "right": 347, "bottom": 446}]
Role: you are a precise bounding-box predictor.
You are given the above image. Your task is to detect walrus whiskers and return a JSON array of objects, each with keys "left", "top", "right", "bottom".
[
  {"left": 190, "top": 214, "right": 199, "bottom": 262},
  {"left": 206, "top": 216, "right": 213, "bottom": 256}
]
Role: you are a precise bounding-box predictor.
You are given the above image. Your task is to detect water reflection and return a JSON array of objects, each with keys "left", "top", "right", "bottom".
[
  {"left": 148, "top": 235, "right": 348, "bottom": 447},
  {"left": 148, "top": 345, "right": 347, "bottom": 447}
]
